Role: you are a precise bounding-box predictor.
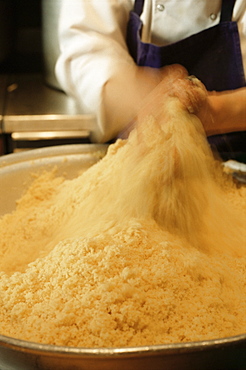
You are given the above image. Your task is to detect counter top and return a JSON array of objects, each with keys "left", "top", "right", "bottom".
[{"left": 2, "top": 74, "right": 96, "bottom": 138}]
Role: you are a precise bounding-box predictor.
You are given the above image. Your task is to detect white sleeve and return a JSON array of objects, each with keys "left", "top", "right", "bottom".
[{"left": 55, "top": 0, "right": 135, "bottom": 142}]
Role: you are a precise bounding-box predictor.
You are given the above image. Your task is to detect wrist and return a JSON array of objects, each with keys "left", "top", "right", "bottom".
[{"left": 206, "top": 89, "right": 246, "bottom": 136}]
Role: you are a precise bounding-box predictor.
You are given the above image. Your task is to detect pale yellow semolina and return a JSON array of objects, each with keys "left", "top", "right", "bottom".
[{"left": 0, "top": 89, "right": 245, "bottom": 348}]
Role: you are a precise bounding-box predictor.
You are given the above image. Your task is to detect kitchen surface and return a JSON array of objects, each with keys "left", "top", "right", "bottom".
[
  {"left": 1, "top": 73, "right": 95, "bottom": 153},
  {"left": 0, "top": 0, "right": 94, "bottom": 155}
]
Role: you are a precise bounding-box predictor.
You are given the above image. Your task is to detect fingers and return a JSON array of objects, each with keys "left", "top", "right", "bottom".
[
  {"left": 161, "top": 64, "right": 188, "bottom": 79},
  {"left": 170, "top": 76, "right": 207, "bottom": 113}
]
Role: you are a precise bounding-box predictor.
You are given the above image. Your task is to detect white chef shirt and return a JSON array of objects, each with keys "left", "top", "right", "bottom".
[{"left": 55, "top": 0, "right": 246, "bottom": 142}]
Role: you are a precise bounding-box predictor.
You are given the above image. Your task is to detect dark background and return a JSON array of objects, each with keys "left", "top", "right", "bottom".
[{"left": 0, "top": 0, "right": 43, "bottom": 74}]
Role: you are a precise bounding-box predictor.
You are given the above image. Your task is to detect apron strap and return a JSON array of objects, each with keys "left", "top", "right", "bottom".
[
  {"left": 133, "top": 0, "right": 144, "bottom": 15},
  {"left": 220, "top": 0, "right": 236, "bottom": 22}
]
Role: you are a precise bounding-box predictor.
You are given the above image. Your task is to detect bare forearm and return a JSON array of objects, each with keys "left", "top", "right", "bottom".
[
  {"left": 204, "top": 88, "right": 246, "bottom": 136},
  {"left": 103, "top": 65, "right": 165, "bottom": 139},
  {"left": 103, "top": 64, "right": 188, "bottom": 140},
  {"left": 104, "top": 66, "right": 246, "bottom": 141}
]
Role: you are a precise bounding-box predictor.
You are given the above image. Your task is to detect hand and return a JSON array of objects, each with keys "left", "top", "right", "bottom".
[
  {"left": 198, "top": 87, "right": 246, "bottom": 136},
  {"left": 118, "top": 64, "right": 189, "bottom": 139},
  {"left": 119, "top": 67, "right": 207, "bottom": 139}
]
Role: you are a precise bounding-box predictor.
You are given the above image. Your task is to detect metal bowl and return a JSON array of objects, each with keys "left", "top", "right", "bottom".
[
  {"left": 0, "top": 144, "right": 108, "bottom": 217},
  {"left": 0, "top": 145, "right": 245, "bottom": 370},
  {"left": 0, "top": 333, "right": 246, "bottom": 370}
]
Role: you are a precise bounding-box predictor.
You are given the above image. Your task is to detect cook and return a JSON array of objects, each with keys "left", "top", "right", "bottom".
[{"left": 55, "top": 0, "right": 246, "bottom": 160}]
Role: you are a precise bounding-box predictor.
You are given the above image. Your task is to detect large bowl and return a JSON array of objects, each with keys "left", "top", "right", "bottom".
[{"left": 0, "top": 144, "right": 245, "bottom": 370}]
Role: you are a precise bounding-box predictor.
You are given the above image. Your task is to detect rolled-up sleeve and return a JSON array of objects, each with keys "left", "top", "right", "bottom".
[{"left": 55, "top": 0, "right": 135, "bottom": 142}]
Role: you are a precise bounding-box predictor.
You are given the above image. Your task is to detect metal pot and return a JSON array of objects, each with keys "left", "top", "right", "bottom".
[
  {"left": 0, "top": 144, "right": 108, "bottom": 216},
  {"left": 0, "top": 332, "right": 245, "bottom": 370},
  {"left": 0, "top": 145, "right": 245, "bottom": 370}
]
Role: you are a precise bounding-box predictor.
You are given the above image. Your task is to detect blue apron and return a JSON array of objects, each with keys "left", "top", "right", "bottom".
[{"left": 126, "top": 0, "right": 246, "bottom": 161}]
